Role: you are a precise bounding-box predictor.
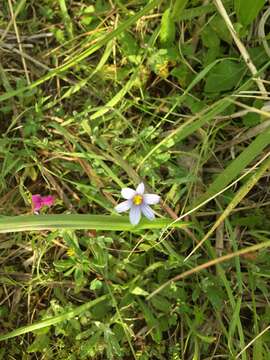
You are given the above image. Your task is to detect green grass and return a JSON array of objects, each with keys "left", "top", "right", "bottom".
[{"left": 1, "top": 0, "right": 270, "bottom": 359}]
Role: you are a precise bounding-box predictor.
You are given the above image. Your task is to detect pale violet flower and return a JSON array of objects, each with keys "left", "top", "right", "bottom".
[{"left": 115, "top": 183, "right": 160, "bottom": 225}]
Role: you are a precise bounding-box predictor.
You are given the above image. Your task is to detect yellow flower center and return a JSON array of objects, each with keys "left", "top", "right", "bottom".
[
  {"left": 133, "top": 194, "right": 143, "bottom": 205},
  {"left": 67, "top": 248, "right": 75, "bottom": 257}
]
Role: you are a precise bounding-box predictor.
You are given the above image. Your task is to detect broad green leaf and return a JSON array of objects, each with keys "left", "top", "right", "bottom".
[
  {"left": 204, "top": 60, "right": 244, "bottom": 93},
  {"left": 242, "top": 112, "right": 261, "bottom": 127},
  {"left": 201, "top": 25, "right": 220, "bottom": 48},
  {"left": 235, "top": 0, "right": 265, "bottom": 27},
  {"left": 160, "top": 8, "right": 176, "bottom": 45},
  {"left": 172, "top": 0, "right": 189, "bottom": 20},
  {"left": 203, "top": 46, "right": 221, "bottom": 66},
  {"left": 177, "top": 0, "right": 230, "bottom": 21},
  {"left": 151, "top": 295, "right": 172, "bottom": 313},
  {"left": 118, "top": 31, "right": 140, "bottom": 63},
  {"left": 209, "top": 14, "right": 232, "bottom": 44},
  {"left": 27, "top": 334, "right": 50, "bottom": 353},
  {"left": 171, "top": 64, "right": 194, "bottom": 87},
  {"left": 249, "top": 46, "right": 269, "bottom": 68}
]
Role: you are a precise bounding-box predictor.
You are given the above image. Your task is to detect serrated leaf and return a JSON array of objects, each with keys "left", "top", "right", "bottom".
[{"left": 160, "top": 8, "right": 175, "bottom": 46}]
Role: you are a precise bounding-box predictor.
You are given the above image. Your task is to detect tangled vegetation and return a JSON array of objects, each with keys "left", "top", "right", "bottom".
[{"left": 1, "top": 0, "right": 270, "bottom": 359}]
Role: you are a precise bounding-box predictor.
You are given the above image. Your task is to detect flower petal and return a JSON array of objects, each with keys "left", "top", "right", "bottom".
[
  {"left": 115, "top": 200, "right": 131, "bottom": 213},
  {"left": 129, "top": 205, "right": 141, "bottom": 225},
  {"left": 136, "top": 182, "right": 145, "bottom": 195},
  {"left": 141, "top": 203, "right": 155, "bottom": 220},
  {"left": 32, "top": 194, "right": 43, "bottom": 211},
  {"left": 143, "top": 194, "right": 160, "bottom": 205},
  {"left": 121, "top": 188, "right": 136, "bottom": 199},
  {"left": 41, "top": 195, "right": 54, "bottom": 207}
]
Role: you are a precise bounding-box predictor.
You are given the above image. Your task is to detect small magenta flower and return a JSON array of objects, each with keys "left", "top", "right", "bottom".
[
  {"left": 32, "top": 194, "right": 55, "bottom": 213},
  {"left": 115, "top": 183, "right": 160, "bottom": 225}
]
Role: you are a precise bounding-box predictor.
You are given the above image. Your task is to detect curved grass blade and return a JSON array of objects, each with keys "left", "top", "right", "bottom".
[
  {"left": 89, "top": 71, "right": 139, "bottom": 120},
  {"left": 0, "top": 0, "right": 161, "bottom": 103},
  {"left": 186, "top": 152, "right": 270, "bottom": 261},
  {"left": 147, "top": 239, "right": 270, "bottom": 300},
  {"left": 0, "top": 214, "right": 188, "bottom": 233},
  {"left": 137, "top": 57, "right": 239, "bottom": 171},
  {"left": 0, "top": 295, "right": 108, "bottom": 342},
  {"left": 193, "top": 126, "right": 270, "bottom": 207}
]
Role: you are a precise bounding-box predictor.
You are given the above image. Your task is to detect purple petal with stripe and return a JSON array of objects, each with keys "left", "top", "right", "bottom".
[
  {"left": 129, "top": 205, "right": 141, "bottom": 225},
  {"left": 115, "top": 200, "right": 132, "bottom": 213},
  {"left": 136, "top": 183, "right": 145, "bottom": 195},
  {"left": 143, "top": 194, "right": 160, "bottom": 205},
  {"left": 141, "top": 203, "right": 155, "bottom": 220},
  {"left": 121, "top": 188, "right": 136, "bottom": 199}
]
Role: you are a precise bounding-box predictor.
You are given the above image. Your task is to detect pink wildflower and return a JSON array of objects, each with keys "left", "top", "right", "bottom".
[{"left": 32, "top": 194, "right": 54, "bottom": 213}]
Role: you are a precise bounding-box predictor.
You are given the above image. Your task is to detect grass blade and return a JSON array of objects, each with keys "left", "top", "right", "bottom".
[
  {"left": 0, "top": 295, "right": 108, "bottom": 341},
  {"left": 193, "top": 126, "right": 270, "bottom": 207},
  {"left": 0, "top": 0, "right": 161, "bottom": 103},
  {"left": 185, "top": 152, "right": 270, "bottom": 261},
  {"left": 0, "top": 214, "right": 188, "bottom": 233}
]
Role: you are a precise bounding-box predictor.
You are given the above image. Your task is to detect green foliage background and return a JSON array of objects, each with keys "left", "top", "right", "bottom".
[{"left": 0, "top": 0, "right": 270, "bottom": 359}]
